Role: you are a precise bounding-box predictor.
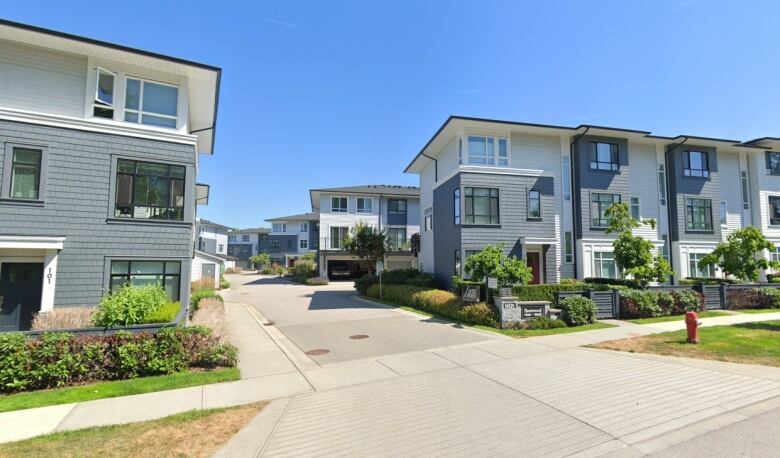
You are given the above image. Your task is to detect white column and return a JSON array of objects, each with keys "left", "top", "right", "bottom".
[{"left": 41, "top": 249, "right": 59, "bottom": 312}]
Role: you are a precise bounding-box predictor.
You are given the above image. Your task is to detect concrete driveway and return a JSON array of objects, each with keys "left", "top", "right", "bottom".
[{"left": 221, "top": 274, "right": 499, "bottom": 364}]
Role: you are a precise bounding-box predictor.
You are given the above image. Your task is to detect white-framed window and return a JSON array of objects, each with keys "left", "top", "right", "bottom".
[
  {"left": 720, "top": 201, "right": 727, "bottom": 226},
  {"left": 356, "top": 197, "right": 373, "bottom": 214},
  {"left": 593, "top": 251, "right": 617, "bottom": 278},
  {"left": 564, "top": 232, "right": 573, "bottom": 263},
  {"left": 218, "top": 244, "right": 224, "bottom": 252},
  {"left": 424, "top": 207, "right": 433, "bottom": 232},
  {"left": 241, "top": 235, "right": 250, "bottom": 242},
  {"left": 93, "top": 67, "right": 116, "bottom": 119},
  {"left": 658, "top": 164, "right": 667, "bottom": 206},
  {"left": 689, "top": 253, "right": 715, "bottom": 278},
  {"left": 272, "top": 223, "right": 287, "bottom": 233},
  {"left": 124, "top": 77, "right": 179, "bottom": 128},
  {"left": 562, "top": 156, "right": 572, "bottom": 201},
  {"left": 228, "top": 235, "right": 236, "bottom": 242},
  {"left": 300, "top": 222, "right": 308, "bottom": 232},
  {"left": 331, "top": 196, "right": 348, "bottom": 213},
  {"left": 466, "top": 135, "right": 509, "bottom": 166},
  {"left": 741, "top": 171, "right": 750, "bottom": 210},
  {"left": 300, "top": 239, "right": 308, "bottom": 249},
  {"left": 630, "top": 197, "right": 641, "bottom": 220},
  {"left": 661, "top": 235, "right": 669, "bottom": 261},
  {"left": 330, "top": 226, "right": 349, "bottom": 249},
  {"left": 771, "top": 245, "right": 780, "bottom": 263}
]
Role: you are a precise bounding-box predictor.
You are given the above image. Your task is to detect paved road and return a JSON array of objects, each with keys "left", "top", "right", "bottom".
[{"left": 222, "top": 274, "right": 498, "bottom": 364}]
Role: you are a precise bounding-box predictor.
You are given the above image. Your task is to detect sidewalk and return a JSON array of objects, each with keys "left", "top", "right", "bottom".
[
  {"left": 0, "top": 303, "right": 313, "bottom": 444},
  {"left": 642, "top": 310, "right": 780, "bottom": 332}
]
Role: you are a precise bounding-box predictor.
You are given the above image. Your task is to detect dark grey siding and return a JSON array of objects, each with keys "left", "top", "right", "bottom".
[
  {"left": 308, "top": 219, "right": 319, "bottom": 250},
  {"left": 666, "top": 144, "right": 721, "bottom": 242},
  {"left": 387, "top": 198, "right": 408, "bottom": 226},
  {"left": 258, "top": 233, "right": 269, "bottom": 253},
  {"left": 432, "top": 174, "right": 461, "bottom": 287},
  {"left": 0, "top": 120, "right": 195, "bottom": 308},
  {"left": 267, "top": 234, "right": 297, "bottom": 255},
  {"left": 572, "top": 135, "right": 630, "bottom": 239}
]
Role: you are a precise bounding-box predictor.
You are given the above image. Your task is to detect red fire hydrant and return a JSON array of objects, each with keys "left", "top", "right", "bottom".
[{"left": 685, "top": 311, "right": 700, "bottom": 344}]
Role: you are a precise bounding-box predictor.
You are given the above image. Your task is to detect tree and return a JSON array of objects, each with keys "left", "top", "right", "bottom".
[
  {"left": 605, "top": 202, "right": 672, "bottom": 286},
  {"left": 343, "top": 222, "right": 386, "bottom": 273},
  {"left": 464, "top": 244, "right": 533, "bottom": 287},
  {"left": 250, "top": 253, "right": 270, "bottom": 270},
  {"left": 700, "top": 226, "right": 779, "bottom": 281}
]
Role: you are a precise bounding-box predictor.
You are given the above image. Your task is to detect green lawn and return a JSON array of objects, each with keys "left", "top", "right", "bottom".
[
  {"left": 736, "top": 309, "right": 780, "bottom": 314},
  {"left": 0, "top": 368, "right": 240, "bottom": 413},
  {"left": 627, "top": 310, "right": 731, "bottom": 324},
  {"left": 360, "top": 295, "right": 616, "bottom": 337},
  {"left": 475, "top": 322, "right": 616, "bottom": 338},
  {"left": 592, "top": 320, "right": 780, "bottom": 367}
]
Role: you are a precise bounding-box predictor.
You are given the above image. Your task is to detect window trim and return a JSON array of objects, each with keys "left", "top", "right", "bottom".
[
  {"left": 386, "top": 227, "right": 407, "bottom": 251},
  {"left": 688, "top": 252, "right": 715, "bottom": 278},
  {"left": 107, "top": 259, "right": 183, "bottom": 301},
  {"left": 590, "top": 192, "right": 621, "bottom": 229},
  {"left": 387, "top": 198, "right": 408, "bottom": 217},
  {"left": 356, "top": 197, "right": 373, "bottom": 214},
  {"left": 466, "top": 135, "right": 510, "bottom": 167},
  {"left": 720, "top": 201, "right": 728, "bottom": 226},
  {"left": 331, "top": 196, "right": 348, "bottom": 213},
  {"left": 424, "top": 207, "right": 433, "bottom": 232},
  {"left": 562, "top": 156, "right": 572, "bottom": 201},
  {"left": 1, "top": 142, "right": 49, "bottom": 204},
  {"left": 112, "top": 158, "right": 187, "bottom": 222},
  {"left": 124, "top": 76, "right": 179, "bottom": 129},
  {"left": 769, "top": 195, "right": 780, "bottom": 226},
  {"left": 299, "top": 239, "right": 308, "bottom": 249},
  {"left": 683, "top": 150, "right": 710, "bottom": 178},
  {"left": 527, "top": 189, "right": 542, "bottom": 220},
  {"left": 630, "top": 196, "right": 641, "bottom": 220},
  {"left": 329, "top": 226, "right": 349, "bottom": 250},
  {"left": 766, "top": 151, "right": 780, "bottom": 176},
  {"left": 685, "top": 197, "right": 713, "bottom": 232},
  {"left": 272, "top": 223, "right": 287, "bottom": 233},
  {"left": 658, "top": 164, "right": 667, "bottom": 206},
  {"left": 589, "top": 142, "right": 619, "bottom": 171},
  {"left": 593, "top": 251, "right": 617, "bottom": 279},
  {"left": 93, "top": 67, "right": 117, "bottom": 119},
  {"left": 453, "top": 188, "right": 461, "bottom": 225},
  {"left": 463, "top": 187, "right": 500, "bottom": 225},
  {"left": 564, "top": 231, "right": 573, "bottom": 264},
  {"left": 741, "top": 171, "right": 750, "bottom": 210},
  {"left": 300, "top": 222, "right": 308, "bottom": 232}
]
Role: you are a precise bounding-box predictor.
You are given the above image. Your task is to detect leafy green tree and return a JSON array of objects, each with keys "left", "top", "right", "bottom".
[
  {"left": 464, "top": 244, "right": 533, "bottom": 287},
  {"left": 344, "top": 222, "right": 386, "bottom": 274},
  {"left": 250, "top": 253, "right": 270, "bottom": 270},
  {"left": 605, "top": 202, "right": 671, "bottom": 286},
  {"left": 700, "top": 226, "right": 779, "bottom": 281}
]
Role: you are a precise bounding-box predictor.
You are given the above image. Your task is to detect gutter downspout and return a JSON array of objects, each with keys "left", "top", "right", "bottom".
[
  {"left": 569, "top": 127, "right": 590, "bottom": 279},
  {"left": 421, "top": 152, "right": 438, "bottom": 182},
  {"left": 664, "top": 136, "right": 688, "bottom": 285}
]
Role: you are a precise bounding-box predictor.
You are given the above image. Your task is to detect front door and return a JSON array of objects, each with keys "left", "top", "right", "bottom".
[
  {"left": 201, "top": 263, "right": 216, "bottom": 280},
  {"left": 0, "top": 263, "right": 44, "bottom": 332},
  {"left": 526, "top": 252, "right": 542, "bottom": 285}
]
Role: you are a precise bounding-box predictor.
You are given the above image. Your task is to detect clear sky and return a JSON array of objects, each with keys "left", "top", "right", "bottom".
[{"left": 5, "top": 0, "right": 780, "bottom": 228}]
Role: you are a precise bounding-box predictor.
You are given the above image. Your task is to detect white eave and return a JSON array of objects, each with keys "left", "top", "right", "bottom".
[{"left": 0, "top": 235, "right": 65, "bottom": 250}]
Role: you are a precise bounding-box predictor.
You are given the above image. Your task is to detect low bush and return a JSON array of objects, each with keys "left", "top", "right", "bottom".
[
  {"left": 379, "top": 268, "right": 421, "bottom": 285},
  {"left": 584, "top": 277, "right": 641, "bottom": 289},
  {"left": 727, "top": 287, "right": 780, "bottom": 310},
  {"left": 260, "top": 268, "right": 273, "bottom": 275},
  {"left": 271, "top": 263, "right": 286, "bottom": 277},
  {"left": 670, "top": 289, "right": 705, "bottom": 314},
  {"left": 619, "top": 289, "right": 704, "bottom": 318},
  {"left": 559, "top": 296, "right": 598, "bottom": 326},
  {"left": 190, "top": 298, "right": 227, "bottom": 343},
  {"left": 513, "top": 282, "right": 585, "bottom": 302},
  {"left": 504, "top": 316, "right": 568, "bottom": 330},
  {"left": 365, "top": 284, "right": 498, "bottom": 327},
  {"left": 354, "top": 274, "right": 378, "bottom": 295},
  {"left": 93, "top": 286, "right": 170, "bottom": 327},
  {"left": 143, "top": 302, "right": 181, "bottom": 324},
  {"left": 0, "top": 326, "right": 237, "bottom": 393},
  {"left": 305, "top": 276, "right": 329, "bottom": 285},
  {"left": 680, "top": 277, "right": 739, "bottom": 285},
  {"left": 289, "top": 259, "right": 317, "bottom": 279},
  {"left": 31, "top": 308, "right": 94, "bottom": 331},
  {"left": 219, "top": 276, "right": 230, "bottom": 289}
]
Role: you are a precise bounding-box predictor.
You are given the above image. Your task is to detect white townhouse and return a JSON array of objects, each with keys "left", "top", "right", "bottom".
[
  {"left": 264, "top": 212, "right": 320, "bottom": 267},
  {"left": 405, "top": 116, "right": 778, "bottom": 288}
]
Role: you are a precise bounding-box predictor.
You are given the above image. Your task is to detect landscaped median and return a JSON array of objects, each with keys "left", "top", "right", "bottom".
[{"left": 590, "top": 320, "right": 780, "bottom": 367}]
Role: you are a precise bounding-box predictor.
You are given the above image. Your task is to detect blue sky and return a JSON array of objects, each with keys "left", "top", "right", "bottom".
[{"left": 6, "top": 0, "right": 780, "bottom": 227}]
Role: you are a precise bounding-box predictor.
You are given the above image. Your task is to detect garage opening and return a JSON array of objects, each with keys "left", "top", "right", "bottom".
[{"left": 327, "top": 260, "right": 369, "bottom": 280}]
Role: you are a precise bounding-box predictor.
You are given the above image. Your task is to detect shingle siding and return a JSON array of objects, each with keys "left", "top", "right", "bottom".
[{"left": 0, "top": 120, "right": 195, "bottom": 307}]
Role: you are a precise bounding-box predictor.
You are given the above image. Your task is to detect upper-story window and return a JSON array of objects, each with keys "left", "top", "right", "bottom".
[
  {"left": 387, "top": 228, "right": 407, "bottom": 251},
  {"left": 424, "top": 207, "right": 433, "bottom": 232},
  {"left": 331, "top": 196, "right": 348, "bottom": 213},
  {"left": 766, "top": 152, "right": 780, "bottom": 175},
  {"left": 769, "top": 196, "right": 780, "bottom": 226},
  {"left": 115, "top": 159, "right": 185, "bottom": 221},
  {"left": 241, "top": 234, "right": 250, "bottom": 242},
  {"left": 357, "top": 197, "right": 373, "bottom": 214},
  {"left": 466, "top": 136, "right": 509, "bottom": 166},
  {"left": 228, "top": 235, "right": 236, "bottom": 242},
  {"left": 125, "top": 78, "right": 178, "bottom": 128},
  {"left": 591, "top": 193, "right": 620, "bottom": 228},
  {"left": 684, "top": 151, "right": 709, "bottom": 177},
  {"left": 300, "top": 222, "right": 308, "bottom": 232},
  {"left": 590, "top": 142, "right": 619, "bottom": 171},
  {"left": 93, "top": 68, "right": 116, "bottom": 119},
  {"left": 8, "top": 147, "right": 43, "bottom": 200},
  {"left": 388, "top": 199, "right": 407, "bottom": 217},
  {"left": 685, "top": 198, "right": 713, "bottom": 231},
  {"left": 527, "top": 190, "right": 541, "bottom": 219},
  {"left": 453, "top": 189, "right": 461, "bottom": 225},
  {"left": 464, "top": 187, "right": 500, "bottom": 225},
  {"left": 272, "top": 223, "right": 287, "bottom": 233},
  {"left": 330, "top": 226, "right": 349, "bottom": 249}
]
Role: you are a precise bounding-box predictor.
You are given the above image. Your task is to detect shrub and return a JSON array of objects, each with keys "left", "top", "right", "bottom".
[
  {"left": 681, "top": 277, "right": 739, "bottom": 285},
  {"left": 191, "top": 278, "right": 214, "bottom": 293},
  {"left": 354, "top": 274, "right": 378, "bottom": 294},
  {"left": 271, "top": 263, "right": 286, "bottom": 276},
  {"left": 559, "top": 296, "right": 598, "bottom": 326},
  {"left": 93, "top": 286, "right": 169, "bottom": 327},
  {"left": 143, "top": 302, "right": 181, "bottom": 324},
  {"left": 305, "top": 276, "right": 329, "bottom": 286},
  {"left": 0, "top": 327, "right": 237, "bottom": 393},
  {"left": 404, "top": 273, "right": 436, "bottom": 288},
  {"left": 380, "top": 268, "right": 424, "bottom": 285},
  {"left": 31, "top": 308, "right": 94, "bottom": 331},
  {"left": 514, "top": 282, "right": 585, "bottom": 302},
  {"left": 619, "top": 290, "right": 662, "bottom": 318},
  {"left": 584, "top": 277, "right": 641, "bottom": 289},
  {"left": 727, "top": 287, "right": 780, "bottom": 310},
  {"left": 260, "top": 268, "right": 273, "bottom": 275},
  {"left": 508, "top": 316, "right": 567, "bottom": 330},
  {"left": 289, "top": 259, "right": 317, "bottom": 279},
  {"left": 670, "top": 289, "right": 705, "bottom": 314},
  {"left": 219, "top": 276, "right": 230, "bottom": 289},
  {"left": 190, "top": 298, "right": 227, "bottom": 343}
]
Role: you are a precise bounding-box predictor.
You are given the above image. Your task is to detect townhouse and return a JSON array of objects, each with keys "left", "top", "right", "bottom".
[
  {"left": 264, "top": 212, "right": 319, "bottom": 267},
  {"left": 227, "top": 227, "right": 270, "bottom": 269},
  {"left": 0, "top": 20, "right": 220, "bottom": 330},
  {"left": 405, "top": 116, "right": 777, "bottom": 288},
  {"left": 193, "top": 218, "right": 233, "bottom": 286}
]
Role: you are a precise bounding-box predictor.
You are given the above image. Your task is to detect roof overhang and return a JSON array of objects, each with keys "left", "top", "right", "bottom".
[
  {"left": 0, "top": 235, "right": 65, "bottom": 250},
  {"left": 0, "top": 19, "right": 221, "bottom": 155}
]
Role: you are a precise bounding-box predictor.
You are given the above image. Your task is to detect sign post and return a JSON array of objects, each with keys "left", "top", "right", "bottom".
[{"left": 376, "top": 260, "right": 385, "bottom": 299}]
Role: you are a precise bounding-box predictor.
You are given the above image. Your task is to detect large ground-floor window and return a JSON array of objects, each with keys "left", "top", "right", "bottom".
[
  {"left": 688, "top": 253, "right": 715, "bottom": 278},
  {"left": 592, "top": 251, "right": 617, "bottom": 278},
  {"left": 110, "top": 260, "right": 181, "bottom": 300}
]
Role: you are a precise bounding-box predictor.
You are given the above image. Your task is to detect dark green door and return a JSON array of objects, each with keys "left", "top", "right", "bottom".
[{"left": 0, "top": 263, "right": 44, "bottom": 332}]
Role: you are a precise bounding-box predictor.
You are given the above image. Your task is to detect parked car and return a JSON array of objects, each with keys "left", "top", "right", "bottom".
[{"left": 329, "top": 262, "right": 352, "bottom": 279}]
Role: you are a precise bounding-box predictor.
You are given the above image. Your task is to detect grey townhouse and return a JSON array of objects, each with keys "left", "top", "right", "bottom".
[
  {"left": 227, "top": 227, "right": 271, "bottom": 269},
  {"left": 265, "top": 185, "right": 420, "bottom": 278},
  {"left": 0, "top": 19, "right": 220, "bottom": 331},
  {"left": 405, "top": 115, "right": 780, "bottom": 289}
]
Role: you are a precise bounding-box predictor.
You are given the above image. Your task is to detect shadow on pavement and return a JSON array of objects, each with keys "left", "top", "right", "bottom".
[{"left": 307, "top": 290, "right": 386, "bottom": 311}]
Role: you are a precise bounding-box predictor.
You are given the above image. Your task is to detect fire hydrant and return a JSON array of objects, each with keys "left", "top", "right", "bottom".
[{"left": 685, "top": 311, "right": 700, "bottom": 344}]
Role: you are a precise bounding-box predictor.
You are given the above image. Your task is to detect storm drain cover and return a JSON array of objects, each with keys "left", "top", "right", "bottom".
[
  {"left": 349, "top": 334, "right": 370, "bottom": 340},
  {"left": 306, "top": 348, "right": 330, "bottom": 356}
]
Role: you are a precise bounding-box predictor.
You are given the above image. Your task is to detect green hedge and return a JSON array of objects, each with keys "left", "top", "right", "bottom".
[
  {"left": 679, "top": 277, "right": 739, "bottom": 285},
  {"left": 366, "top": 284, "right": 498, "bottom": 327},
  {"left": 354, "top": 269, "right": 436, "bottom": 295},
  {"left": 619, "top": 289, "right": 704, "bottom": 318},
  {"left": 559, "top": 296, "right": 597, "bottom": 326},
  {"left": 727, "top": 287, "right": 780, "bottom": 310},
  {"left": 513, "top": 282, "right": 585, "bottom": 302},
  {"left": 0, "top": 326, "right": 237, "bottom": 393},
  {"left": 93, "top": 285, "right": 173, "bottom": 327}
]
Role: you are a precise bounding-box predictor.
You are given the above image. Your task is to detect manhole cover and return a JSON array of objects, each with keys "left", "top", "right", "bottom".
[
  {"left": 349, "top": 334, "right": 369, "bottom": 340},
  {"left": 306, "top": 348, "right": 330, "bottom": 356}
]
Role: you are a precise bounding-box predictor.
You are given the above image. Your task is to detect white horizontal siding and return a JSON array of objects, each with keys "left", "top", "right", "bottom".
[
  {"left": 629, "top": 143, "right": 661, "bottom": 241},
  {"left": 0, "top": 40, "right": 87, "bottom": 117},
  {"left": 718, "top": 152, "right": 743, "bottom": 238}
]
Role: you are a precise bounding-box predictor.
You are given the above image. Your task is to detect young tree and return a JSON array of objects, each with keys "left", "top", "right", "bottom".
[
  {"left": 250, "top": 253, "right": 270, "bottom": 270},
  {"left": 700, "top": 226, "right": 779, "bottom": 281},
  {"left": 343, "top": 222, "right": 386, "bottom": 274},
  {"left": 464, "top": 244, "right": 533, "bottom": 287},
  {"left": 605, "top": 202, "right": 672, "bottom": 286}
]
